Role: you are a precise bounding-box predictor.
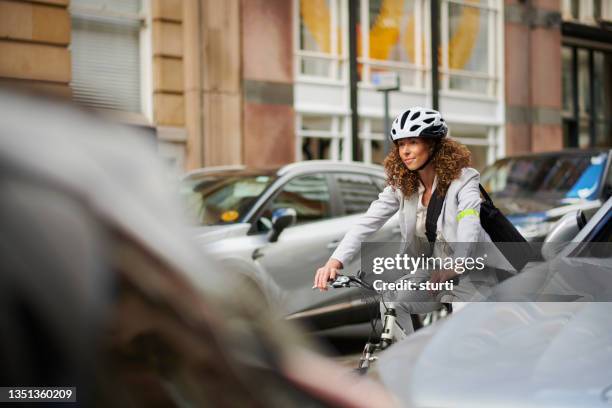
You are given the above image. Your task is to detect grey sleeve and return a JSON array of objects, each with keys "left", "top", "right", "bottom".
[
  {"left": 454, "top": 169, "right": 482, "bottom": 261},
  {"left": 330, "top": 185, "right": 400, "bottom": 267}
]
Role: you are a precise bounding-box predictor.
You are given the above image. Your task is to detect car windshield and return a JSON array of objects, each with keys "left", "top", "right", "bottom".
[
  {"left": 481, "top": 152, "right": 608, "bottom": 202},
  {"left": 181, "top": 173, "right": 276, "bottom": 225}
]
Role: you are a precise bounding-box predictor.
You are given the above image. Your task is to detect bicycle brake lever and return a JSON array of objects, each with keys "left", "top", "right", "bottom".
[{"left": 330, "top": 275, "right": 351, "bottom": 288}]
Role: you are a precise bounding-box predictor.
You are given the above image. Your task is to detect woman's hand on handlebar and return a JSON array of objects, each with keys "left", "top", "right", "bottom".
[{"left": 314, "top": 258, "right": 343, "bottom": 291}]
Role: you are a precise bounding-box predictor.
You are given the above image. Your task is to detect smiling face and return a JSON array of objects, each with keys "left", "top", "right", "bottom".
[{"left": 396, "top": 137, "right": 432, "bottom": 171}]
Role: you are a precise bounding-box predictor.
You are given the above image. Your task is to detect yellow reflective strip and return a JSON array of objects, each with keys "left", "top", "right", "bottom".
[{"left": 456, "top": 208, "right": 479, "bottom": 222}]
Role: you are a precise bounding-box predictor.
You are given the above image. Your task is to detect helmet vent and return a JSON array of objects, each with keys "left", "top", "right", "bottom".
[
  {"left": 400, "top": 110, "right": 411, "bottom": 129},
  {"left": 410, "top": 111, "right": 421, "bottom": 120},
  {"left": 410, "top": 125, "right": 420, "bottom": 132},
  {"left": 423, "top": 117, "right": 435, "bottom": 124},
  {"left": 391, "top": 129, "right": 396, "bottom": 135}
]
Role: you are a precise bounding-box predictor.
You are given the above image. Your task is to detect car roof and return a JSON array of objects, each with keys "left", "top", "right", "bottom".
[
  {"left": 182, "top": 166, "right": 278, "bottom": 180},
  {"left": 490, "top": 148, "right": 611, "bottom": 162},
  {"left": 183, "top": 160, "right": 385, "bottom": 180}
]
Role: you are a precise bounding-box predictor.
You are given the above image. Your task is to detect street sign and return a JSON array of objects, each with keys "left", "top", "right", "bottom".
[{"left": 372, "top": 71, "right": 400, "bottom": 91}]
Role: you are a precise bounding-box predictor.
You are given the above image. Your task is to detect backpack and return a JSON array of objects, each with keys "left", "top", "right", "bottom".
[{"left": 425, "top": 184, "right": 539, "bottom": 271}]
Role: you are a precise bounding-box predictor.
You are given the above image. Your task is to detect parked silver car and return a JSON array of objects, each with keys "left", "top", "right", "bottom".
[
  {"left": 481, "top": 149, "right": 612, "bottom": 241},
  {"left": 181, "top": 161, "right": 402, "bottom": 327}
]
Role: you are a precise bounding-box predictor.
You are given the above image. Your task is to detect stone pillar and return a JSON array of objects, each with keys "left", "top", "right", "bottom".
[
  {"left": 241, "top": 0, "right": 295, "bottom": 167},
  {"left": 504, "top": 0, "right": 563, "bottom": 155},
  {"left": 200, "top": 0, "right": 243, "bottom": 167},
  {"left": 183, "top": 0, "right": 203, "bottom": 169},
  {"left": 152, "top": 0, "right": 185, "bottom": 128},
  {"left": 0, "top": 0, "right": 71, "bottom": 97}
]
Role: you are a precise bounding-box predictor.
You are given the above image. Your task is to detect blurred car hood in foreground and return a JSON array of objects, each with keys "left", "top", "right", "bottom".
[
  {"left": 0, "top": 91, "right": 398, "bottom": 407},
  {"left": 377, "top": 302, "right": 612, "bottom": 408}
]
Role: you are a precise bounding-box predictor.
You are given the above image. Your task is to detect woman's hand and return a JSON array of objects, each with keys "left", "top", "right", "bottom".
[
  {"left": 427, "top": 269, "right": 459, "bottom": 294},
  {"left": 314, "top": 259, "right": 343, "bottom": 291}
]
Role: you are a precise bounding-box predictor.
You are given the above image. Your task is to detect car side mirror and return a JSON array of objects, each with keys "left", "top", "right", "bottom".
[
  {"left": 541, "top": 210, "right": 587, "bottom": 261},
  {"left": 268, "top": 208, "right": 297, "bottom": 243}
]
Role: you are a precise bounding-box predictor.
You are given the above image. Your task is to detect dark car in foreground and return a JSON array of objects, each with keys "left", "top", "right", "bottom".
[
  {"left": 481, "top": 149, "right": 612, "bottom": 241},
  {"left": 0, "top": 90, "right": 397, "bottom": 407}
]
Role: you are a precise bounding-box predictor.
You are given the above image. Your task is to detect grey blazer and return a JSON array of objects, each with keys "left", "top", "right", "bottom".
[{"left": 331, "top": 167, "right": 514, "bottom": 272}]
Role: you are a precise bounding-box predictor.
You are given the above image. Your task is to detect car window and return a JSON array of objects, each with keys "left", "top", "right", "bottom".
[
  {"left": 371, "top": 176, "right": 387, "bottom": 192},
  {"left": 481, "top": 152, "right": 608, "bottom": 202},
  {"left": 259, "top": 173, "right": 331, "bottom": 229},
  {"left": 181, "top": 174, "right": 275, "bottom": 225},
  {"left": 334, "top": 173, "right": 379, "bottom": 215}
]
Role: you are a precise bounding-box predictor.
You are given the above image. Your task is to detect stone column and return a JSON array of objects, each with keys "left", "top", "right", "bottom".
[
  {"left": 241, "top": 0, "right": 295, "bottom": 167},
  {"left": 201, "top": 0, "right": 243, "bottom": 167},
  {"left": 0, "top": 0, "right": 71, "bottom": 97},
  {"left": 504, "top": 0, "right": 563, "bottom": 154}
]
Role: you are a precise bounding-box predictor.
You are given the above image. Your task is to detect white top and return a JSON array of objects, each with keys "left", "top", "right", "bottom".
[
  {"left": 415, "top": 191, "right": 428, "bottom": 238},
  {"left": 415, "top": 176, "right": 438, "bottom": 238}
]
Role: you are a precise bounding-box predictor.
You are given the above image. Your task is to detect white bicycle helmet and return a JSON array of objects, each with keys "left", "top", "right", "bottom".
[{"left": 389, "top": 107, "right": 448, "bottom": 142}]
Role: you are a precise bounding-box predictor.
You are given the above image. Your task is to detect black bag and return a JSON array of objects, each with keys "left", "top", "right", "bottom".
[{"left": 425, "top": 184, "right": 538, "bottom": 271}]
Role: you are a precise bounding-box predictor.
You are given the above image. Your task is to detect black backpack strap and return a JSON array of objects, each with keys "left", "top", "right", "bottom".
[
  {"left": 479, "top": 184, "right": 493, "bottom": 203},
  {"left": 425, "top": 188, "right": 447, "bottom": 243}
]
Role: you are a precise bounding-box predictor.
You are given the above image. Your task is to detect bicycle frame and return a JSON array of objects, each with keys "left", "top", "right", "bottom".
[{"left": 329, "top": 274, "right": 406, "bottom": 374}]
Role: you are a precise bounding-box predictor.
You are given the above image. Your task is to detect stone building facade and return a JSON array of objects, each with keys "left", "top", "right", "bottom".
[{"left": 0, "top": 0, "right": 610, "bottom": 173}]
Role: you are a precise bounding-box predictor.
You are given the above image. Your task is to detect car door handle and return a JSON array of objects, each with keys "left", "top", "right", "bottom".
[
  {"left": 392, "top": 226, "right": 401, "bottom": 234},
  {"left": 326, "top": 240, "right": 340, "bottom": 250}
]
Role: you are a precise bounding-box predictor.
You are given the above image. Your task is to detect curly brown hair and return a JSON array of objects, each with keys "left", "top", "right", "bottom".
[{"left": 383, "top": 138, "right": 472, "bottom": 198}]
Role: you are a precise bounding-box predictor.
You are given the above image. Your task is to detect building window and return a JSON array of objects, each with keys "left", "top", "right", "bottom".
[
  {"left": 296, "top": 0, "right": 347, "bottom": 81},
  {"left": 360, "top": 117, "right": 386, "bottom": 164},
  {"left": 296, "top": 0, "right": 431, "bottom": 88},
  {"left": 562, "top": 0, "right": 612, "bottom": 23},
  {"left": 357, "top": 0, "right": 428, "bottom": 90},
  {"left": 297, "top": 114, "right": 348, "bottom": 161},
  {"left": 562, "top": 45, "right": 612, "bottom": 148},
  {"left": 450, "top": 123, "right": 498, "bottom": 170},
  {"left": 441, "top": 0, "right": 500, "bottom": 97},
  {"left": 294, "top": 0, "right": 504, "bottom": 165},
  {"left": 70, "top": 0, "right": 151, "bottom": 116}
]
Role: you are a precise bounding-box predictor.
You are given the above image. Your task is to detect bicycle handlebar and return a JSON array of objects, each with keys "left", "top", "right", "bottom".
[{"left": 329, "top": 273, "right": 374, "bottom": 291}]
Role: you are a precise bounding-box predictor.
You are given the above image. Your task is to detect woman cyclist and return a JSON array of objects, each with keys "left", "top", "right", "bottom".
[{"left": 313, "top": 107, "right": 511, "bottom": 334}]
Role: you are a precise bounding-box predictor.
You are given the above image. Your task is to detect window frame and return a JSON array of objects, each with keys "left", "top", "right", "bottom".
[
  {"left": 439, "top": 0, "right": 502, "bottom": 98},
  {"left": 294, "top": 0, "right": 348, "bottom": 84},
  {"left": 357, "top": 0, "right": 428, "bottom": 91},
  {"left": 296, "top": 113, "right": 349, "bottom": 161},
  {"left": 69, "top": 0, "right": 153, "bottom": 121},
  {"left": 561, "top": 43, "right": 612, "bottom": 148}
]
